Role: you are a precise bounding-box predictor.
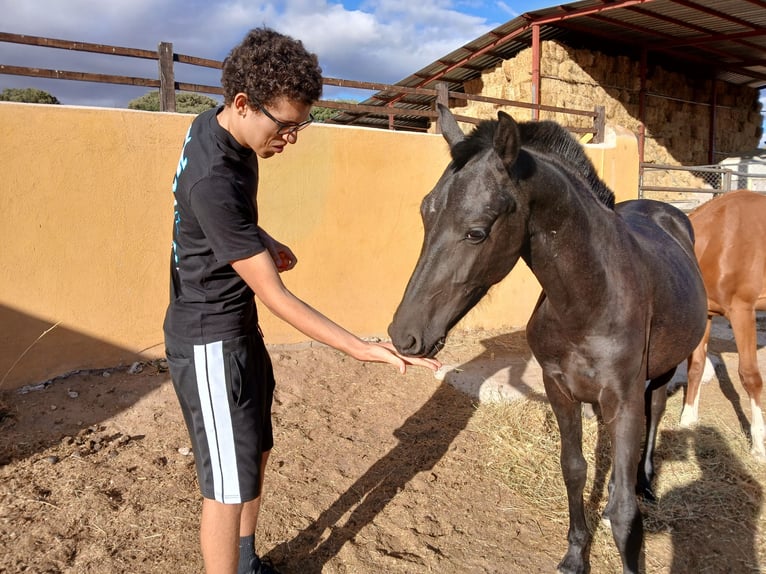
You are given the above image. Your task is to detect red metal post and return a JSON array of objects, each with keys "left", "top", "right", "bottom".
[
  {"left": 708, "top": 80, "right": 717, "bottom": 164},
  {"left": 532, "top": 24, "right": 541, "bottom": 120},
  {"left": 638, "top": 48, "right": 647, "bottom": 165}
]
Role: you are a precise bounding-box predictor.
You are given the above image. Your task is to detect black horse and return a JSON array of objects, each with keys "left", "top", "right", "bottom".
[{"left": 389, "top": 105, "right": 707, "bottom": 574}]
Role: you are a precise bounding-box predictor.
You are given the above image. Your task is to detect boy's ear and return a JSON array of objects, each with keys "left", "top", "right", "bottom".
[{"left": 233, "top": 93, "right": 249, "bottom": 115}]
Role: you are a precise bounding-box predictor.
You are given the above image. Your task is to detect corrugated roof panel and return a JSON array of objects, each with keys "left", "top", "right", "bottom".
[
  {"left": 332, "top": 0, "right": 766, "bottom": 131},
  {"left": 679, "top": 0, "right": 766, "bottom": 29},
  {"left": 610, "top": 13, "right": 690, "bottom": 40}
]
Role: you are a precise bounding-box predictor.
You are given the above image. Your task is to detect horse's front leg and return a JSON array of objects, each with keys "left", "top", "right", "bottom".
[
  {"left": 600, "top": 385, "right": 645, "bottom": 574},
  {"left": 543, "top": 374, "right": 591, "bottom": 574},
  {"left": 637, "top": 370, "right": 674, "bottom": 501}
]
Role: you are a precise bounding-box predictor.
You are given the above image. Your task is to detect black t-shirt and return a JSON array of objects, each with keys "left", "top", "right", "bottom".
[{"left": 163, "top": 107, "right": 266, "bottom": 344}]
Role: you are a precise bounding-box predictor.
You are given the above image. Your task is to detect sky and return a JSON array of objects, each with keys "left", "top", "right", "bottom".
[{"left": 0, "top": 0, "right": 551, "bottom": 108}]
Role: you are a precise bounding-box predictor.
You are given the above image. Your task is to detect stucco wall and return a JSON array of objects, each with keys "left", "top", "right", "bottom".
[{"left": 0, "top": 102, "right": 638, "bottom": 389}]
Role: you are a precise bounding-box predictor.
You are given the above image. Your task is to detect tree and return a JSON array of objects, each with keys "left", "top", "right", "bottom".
[
  {"left": 0, "top": 87, "right": 60, "bottom": 104},
  {"left": 128, "top": 91, "right": 220, "bottom": 114},
  {"left": 312, "top": 99, "right": 358, "bottom": 123},
  {"left": 312, "top": 105, "right": 341, "bottom": 123}
]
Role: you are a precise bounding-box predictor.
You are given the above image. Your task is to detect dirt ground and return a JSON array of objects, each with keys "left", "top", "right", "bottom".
[{"left": 1, "top": 319, "right": 764, "bottom": 574}]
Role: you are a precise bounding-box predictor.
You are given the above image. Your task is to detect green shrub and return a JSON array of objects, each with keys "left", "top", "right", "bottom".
[
  {"left": 0, "top": 87, "right": 60, "bottom": 104},
  {"left": 128, "top": 91, "right": 220, "bottom": 113}
]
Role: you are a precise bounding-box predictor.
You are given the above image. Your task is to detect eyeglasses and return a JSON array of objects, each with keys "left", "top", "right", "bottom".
[{"left": 250, "top": 97, "right": 314, "bottom": 136}]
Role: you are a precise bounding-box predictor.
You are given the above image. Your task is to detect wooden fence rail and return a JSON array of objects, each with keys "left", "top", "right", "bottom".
[{"left": 0, "top": 31, "right": 605, "bottom": 141}]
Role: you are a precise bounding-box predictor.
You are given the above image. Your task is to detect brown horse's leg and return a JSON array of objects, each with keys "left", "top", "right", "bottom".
[
  {"left": 680, "top": 316, "right": 712, "bottom": 428},
  {"left": 729, "top": 306, "right": 766, "bottom": 460},
  {"left": 543, "top": 375, "right": 591, "bottom": 574},
  {"left": 600, "top": 387, "right": 644, "bottom": 574}
]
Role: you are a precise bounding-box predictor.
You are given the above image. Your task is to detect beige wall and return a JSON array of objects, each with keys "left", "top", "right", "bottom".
[{"left": 0, "top": 102, "right": 638, "bottom": 389}]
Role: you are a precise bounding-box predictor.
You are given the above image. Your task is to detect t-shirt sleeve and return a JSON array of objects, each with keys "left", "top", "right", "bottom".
[{"left": 189, "top": 175, "right": 266, "bottom": 263}]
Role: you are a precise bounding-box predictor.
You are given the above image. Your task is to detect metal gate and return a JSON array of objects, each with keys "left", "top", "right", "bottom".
[{"left": 639, "top": 162, "right": 766, "bottom": 212}]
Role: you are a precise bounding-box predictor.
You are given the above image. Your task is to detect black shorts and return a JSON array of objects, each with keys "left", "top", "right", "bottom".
[{"left": 165, "top": 331, "right": 275, "bottom": 504}]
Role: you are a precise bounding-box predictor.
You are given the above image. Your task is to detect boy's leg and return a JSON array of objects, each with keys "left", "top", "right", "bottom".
[
  {"left": 201, "top": 498, "right": 242, "bottom": 574},
  {"left": 240, "top": 450, "right": 271, "bottom": 536},
  {"left": 238, "top": 451, "right": 272, "bottom": 573},
  {"left": 166, "top": 331, "right": 275, "bottom": 573},
  {"left": 200, "top": 449, "right": 270, "bottom": 574}
]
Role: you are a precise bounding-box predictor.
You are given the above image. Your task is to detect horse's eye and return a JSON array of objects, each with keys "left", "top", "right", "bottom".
[{"left": 465, "top": 229, "right": 488, "bottom": 243}]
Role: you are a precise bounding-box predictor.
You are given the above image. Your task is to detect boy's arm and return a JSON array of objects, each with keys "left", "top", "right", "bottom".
[{"left": 231, "top": 251, "right": 440, "bottom": 373}]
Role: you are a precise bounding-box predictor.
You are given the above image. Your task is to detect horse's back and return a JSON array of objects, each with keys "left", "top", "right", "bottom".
[
  {"left": 616, "top": 199, "right": 696, "bottom": 257},
  {"left": 690, "top": 190, "right": 766, "bottom": 311}
]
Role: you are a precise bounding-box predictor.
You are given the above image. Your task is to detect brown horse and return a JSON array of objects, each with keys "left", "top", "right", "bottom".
[{"left": 680, "top": 189, "right": 766, "bottom": 460}]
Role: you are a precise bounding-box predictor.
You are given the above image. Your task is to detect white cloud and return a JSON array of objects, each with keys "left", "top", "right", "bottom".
[
  {"left": 0, "top": 0, "right": 499, "bottom": 106},
  {"left": 290, "top": 1, "right": 493, "bottom": 82},
  {"left": 495, "top": 1, "right": 520, "bottom": 18}
]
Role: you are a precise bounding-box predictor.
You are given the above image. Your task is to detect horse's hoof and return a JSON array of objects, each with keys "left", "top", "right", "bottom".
[
  {"left": 679, "top": 410, "right": 699, "bottom": 428},
  {"left": 557, "top": 558, "right": 590, "bottom": 574}
]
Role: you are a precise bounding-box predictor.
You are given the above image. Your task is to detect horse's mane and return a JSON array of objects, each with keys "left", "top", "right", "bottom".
[{"left": 451, "top": 117, "right": 616, "bottom": 209}]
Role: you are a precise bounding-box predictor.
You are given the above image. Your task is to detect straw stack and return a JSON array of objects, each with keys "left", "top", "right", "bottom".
[{"left": 453, "top": 41, "right": 761, "bottom": 192}]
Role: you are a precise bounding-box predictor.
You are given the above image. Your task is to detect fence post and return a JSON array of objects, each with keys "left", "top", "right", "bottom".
[
  {"left": 722, "top": 169, "right": 732, "bottom": 192},
  {"left": 158, "top": 42, "right": 176, "bottom": 112},
  {"left": 592, "top": 105, "right": 605, "bottom": 144},
  {"left": 434, "top": 82, "right": 449, "bottom": 134}
]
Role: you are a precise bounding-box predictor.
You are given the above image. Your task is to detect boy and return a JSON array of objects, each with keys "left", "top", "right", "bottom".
[{"left": 163, "top": 27, "right": 439, "bottom": 574}]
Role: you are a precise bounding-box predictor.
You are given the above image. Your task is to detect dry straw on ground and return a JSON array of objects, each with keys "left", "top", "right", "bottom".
[{"left": 471, "top": 388, "right": 766, "bottom": 573}]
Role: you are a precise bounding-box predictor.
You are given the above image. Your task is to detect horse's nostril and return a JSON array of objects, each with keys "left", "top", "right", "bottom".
[
  {"left": 393, "top": 333, "right": 422, "bottom": 357},
  {"left": 403, "top": 335, "right": 420, "bottom": 355}
]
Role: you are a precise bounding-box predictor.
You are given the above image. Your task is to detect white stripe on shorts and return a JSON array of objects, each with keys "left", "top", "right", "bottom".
[{"left": 193, "top": 341, "right": 242, "bottom": 503}]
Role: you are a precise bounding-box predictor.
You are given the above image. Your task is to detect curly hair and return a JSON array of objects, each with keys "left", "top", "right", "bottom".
[{"left": 221, "top": 27, "right": 323, "bottom": 107}]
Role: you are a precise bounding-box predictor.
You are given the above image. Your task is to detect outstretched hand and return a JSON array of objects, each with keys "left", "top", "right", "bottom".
[{"left": 365, "top": 341, "right": 441, "bottom": 374}]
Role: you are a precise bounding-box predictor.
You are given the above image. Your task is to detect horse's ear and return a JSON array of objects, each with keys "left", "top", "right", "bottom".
[
  {"left": 494, "top": 111, "right": 521, "bottom": 166},
  {"left": 437, "top": 103, "right": 465, "bottom": 147}
]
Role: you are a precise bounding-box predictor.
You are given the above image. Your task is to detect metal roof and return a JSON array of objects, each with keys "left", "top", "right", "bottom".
[{"left": 329, "top": 0, "right": 766, "bottom": 131}]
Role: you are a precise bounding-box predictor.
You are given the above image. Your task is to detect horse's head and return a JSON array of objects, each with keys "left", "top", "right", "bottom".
[{"left": 388, "top": 105, "right": 532, "bottom": 357}]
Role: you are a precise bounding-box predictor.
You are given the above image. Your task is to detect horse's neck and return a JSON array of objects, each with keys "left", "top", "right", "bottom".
[{"left": 523, "top": 185, "right": 618, "bottom": 315}]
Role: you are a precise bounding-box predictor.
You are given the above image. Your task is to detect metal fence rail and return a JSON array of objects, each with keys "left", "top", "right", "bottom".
[
  {"left": 0, "top": 31, "right": 605, "bottom": 141},
  {"left": 639, "top": 162, "right": 766, "bottom": 211}
]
